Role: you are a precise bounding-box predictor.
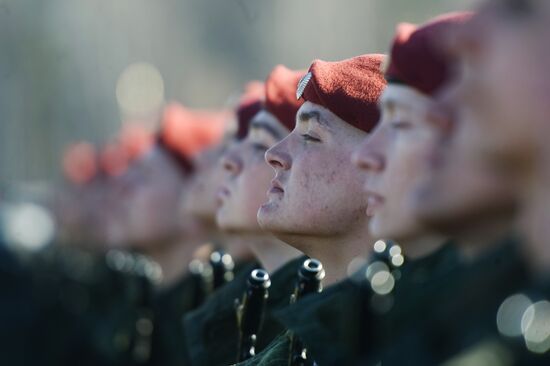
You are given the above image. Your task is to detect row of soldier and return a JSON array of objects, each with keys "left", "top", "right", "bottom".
[{"left": 2, "top": 1, "right": 550, "bottom": 365}]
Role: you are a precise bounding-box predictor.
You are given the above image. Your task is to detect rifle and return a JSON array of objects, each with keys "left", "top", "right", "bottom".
[
  {"left": 289, "top": 258, "right": 325, "bottom": 366},
  {"left": 235, "top": 269, "right": 271, "bottom": 362},
  {"left": 209, "top": 249, "right": 235, "bottom": 291}
]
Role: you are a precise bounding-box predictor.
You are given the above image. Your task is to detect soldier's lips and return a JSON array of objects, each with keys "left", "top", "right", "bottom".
[
  {"left": 267, "top": 180, "right": 284, "bottom": 196},
  {"left": 268, "top": 187, "right": 284, "bottom": 195},
  {"left": 365, "top": 191, "right": 384, "bottom": 216}
]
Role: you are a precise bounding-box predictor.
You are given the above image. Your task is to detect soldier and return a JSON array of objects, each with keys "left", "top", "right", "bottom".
[
  {"left": 345, "top": 12, "right": 476, "bottom": 365},
  {"left": 99, "top": 125, "right": 156, "bottom": 248},
  {"left": 183, "top": 67, "right": 304, "bottom": 366},
  {"left": 55, "top": 141, "right": 107, "bottom": 248},
  {"left": 110, "top": 103, "right": 226, "bottom": 286},
  {"left": 217, "top": 67, "right": 304, "bottom": 274},
  {"left": 0, "top": 193, "right": 162, "bottom": 366},
  {"left": 365, "top": 8, "right": 533, "bottom": 365},
  {"left": 183, "top": 84, "right": 260, "bottom": 270},
  {"left": 236, "top": 54, "right": 387, "bottom": 365},
  {"left": 55, "top": 127, "right": 154, "bottom": 251},
  {"left": 410, "top": 1, "right": 550, "bottom": 363},
  {"left": 107, "top": 103, "right": 228, "bottom": 366},
  {"left": 427, "top": 0, "right": 550, "bottom": 268}
]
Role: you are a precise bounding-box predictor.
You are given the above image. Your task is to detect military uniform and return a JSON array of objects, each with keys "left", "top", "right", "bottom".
[
  {"left": 150, "top": 256, "right": 251, "bottom": 366},
  {"left": 184, "top": 256, "right": 306, "bottom": 366},
  {"left": 437, "top": 269, "right": 550, "bottom": 365},
  {"left": 278, "top": 276, "right": 366, "bottom": 365},
  {"left": 269, "top": 242, "right": 460, "bottom": 366},
  {"left": 233, "top": 331, "right": 293, "bottom": 366},
  {"left": 149, "top": 271, "right": 205, "bottom": 366},
  {"left": 183, "top": 260, "right": 258, "bottom": 366},
  {"left": 233, "top": 273, "right": 361, "bottom": 366},
  {"left": 0, "top": 243, "right": 35, "bottom": 365},
  {"left": 365, "top": 236, "right": 532, "bottom": 365},
  {"left": 498, "top": 279, "right": 550, "bottom": 365},
  {"left": 0, "top": 244, "right": 160, "bottom": 366},
  {"left": 371, "top": 242, "right": 462, "bottom": 347}
]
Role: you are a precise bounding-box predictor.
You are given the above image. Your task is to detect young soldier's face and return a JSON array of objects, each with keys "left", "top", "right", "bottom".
[
  {"left": 184, "top": 143, "right": 227, "bottom": 222},
  {"left": 353, "top": 88, "right": 440, "bottom": 241},
  {"left": 216, "top": 111, "right": 288, "bottom": 232},
  {"left": 258, "top": 102, "right": 368, "bottom": 241},
  {"left": 114, "top": 146, "right": 187, "bottom": 247},
  {"left": 443, "top": 0, "right": 550, "bottom": 182},
  {"left": 410, "top": 87, "right": 518, "bottom": 234}
]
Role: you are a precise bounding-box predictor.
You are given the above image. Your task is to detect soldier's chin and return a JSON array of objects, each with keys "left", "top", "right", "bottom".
[
  {"left": 368, "top": 217, "right": 385, "bottom": 240},
  {"left": 411, "top": 187, "right": 463, "bottom": 234},
  {"left": 413, "top": 190, "right": 516, "bottom": 236},
  {"left": 257, "top": 201, "right": 281, "bottom": 231}
]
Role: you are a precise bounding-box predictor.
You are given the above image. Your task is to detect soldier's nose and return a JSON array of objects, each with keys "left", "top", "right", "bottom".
[
  {"left": 222, "top": 152, "right": 242, "bottom": 175},
  {"left": 353, "top": 145, "right": 384, "bottom": 173},
  {"left": 265, "top": 146, "right": 290, "bottom": 171}
]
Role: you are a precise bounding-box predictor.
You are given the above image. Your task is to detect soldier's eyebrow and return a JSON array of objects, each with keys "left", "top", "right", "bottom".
[
  {"left": 297, "top": 110, "right": 332, "bottom": 131},
  {"left": 250, "top": 120, "right": 284, "bottom": 139}
]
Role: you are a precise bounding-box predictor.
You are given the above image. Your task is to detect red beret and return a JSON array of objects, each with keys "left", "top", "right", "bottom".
[
  {"left": 119, "top": 125, "right": 155, "bottom": 162},
  {"left": 297, "top": 54, "right": 387, "bottom": 133},
  {"left": 236, "top": 81, "right": 264, "bottom": 140},
  {"left": 62, "top": 142, "right": 99, "bottom": 185},
  {"left": 157, "top": 103, "right": 229, "bottom": 174},
  {"left": 96, "top": 125, "right": 155, "bottom": 177},
  {"left": 385, "top": 12, "right": 474, "bottom": 96},
  {"left": 265, "top": 65, "right": 306, "bottom": 131},
  {"left": 100, "top": 142, "right": 129, "bottom": 178}
]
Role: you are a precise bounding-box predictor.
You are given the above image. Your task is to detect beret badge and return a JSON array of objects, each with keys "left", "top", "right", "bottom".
[
  {"left": 296, "top": 72, "right": 313, "bottom": 100},
  {"left": 380, "top": 55, "right": 390, "bottom": 75}
]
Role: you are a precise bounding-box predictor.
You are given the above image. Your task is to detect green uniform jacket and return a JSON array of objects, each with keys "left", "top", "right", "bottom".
[
  {"left": 365, "top": 236, "right": 532, "bottom": 365},
  {"left": 274, "top": 277, "right": 367, "bottom": 366},
  {"left": 149, "top": 272, "right": 205, "bottom": 366},
  {"left": 234, "top": 274, "right": 368, "bottom": 366},
  {"left": 1, "top": 245, "right": 159, "bottom": 366},
  {"left": 233, "top": 331, "right": 293, "bottom": 366},
  {"left": 184, "top": 256, "right": 306, "bottom": 366},
  {"left": 183, "top": 261, "right": 258, "bottom": 366},
  {"left": 269, "top": 243, "right": 460, "bottom": 366},
  {"left": 0, "top": 243, "right": 35, "bottom": 366}
]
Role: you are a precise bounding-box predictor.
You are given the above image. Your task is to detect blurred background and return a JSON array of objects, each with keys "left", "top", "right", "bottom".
[{"left": 0, "top": 0, "right": 473, "bottom": 184}]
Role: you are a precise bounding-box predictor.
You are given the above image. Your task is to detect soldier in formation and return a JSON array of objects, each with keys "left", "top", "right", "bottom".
[{"left": 2, "top": 0, "right": 550, "bottom": 365}]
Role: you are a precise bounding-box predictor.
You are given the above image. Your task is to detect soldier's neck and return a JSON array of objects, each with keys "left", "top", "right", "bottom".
[
  {"left": 455, "top": 216, "right": 517, "bottom": 262},
  {"left": 142, "top": 238, "right": 202, "bottom": 289},
  {"left": 279, "top": 228, "right": 373, "bottom": 287},
  {"left": 398, "top": 233, "right": 447, "bottom": 260},
  {"left": 221, "top": 234, "right": 256, "bottom": 264},
  {"left": 236, "top": 233, "right": 302, "bottom": 274}
]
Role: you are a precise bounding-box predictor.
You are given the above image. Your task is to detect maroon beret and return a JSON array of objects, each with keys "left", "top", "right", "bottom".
[
  {"left": 62, "top": 142, "right": 99, "bottom": 184},
  {"left": 385, "top": 12, "right": 474, "bottom": 96},
  {"left": 236, "top": 81, "right": 264, "bottom": 140},
  {"left": 156, "top": 103, "right": 228, "bottom": 175},
  {"left": 297, "top": 54, "right": 387, "bottom": 133},
  {"left": 265, "top": 65, "right": 306, "bottom": 131}
]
